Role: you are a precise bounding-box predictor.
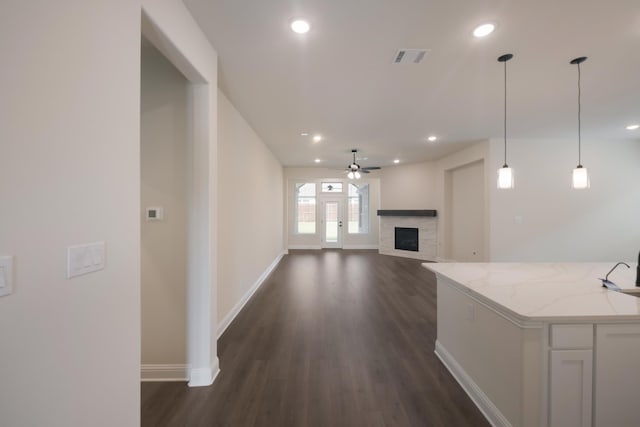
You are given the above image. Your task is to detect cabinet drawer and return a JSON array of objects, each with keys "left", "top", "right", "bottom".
[{"left": 550, "top": 324, "right": 593, "bottom": 349}]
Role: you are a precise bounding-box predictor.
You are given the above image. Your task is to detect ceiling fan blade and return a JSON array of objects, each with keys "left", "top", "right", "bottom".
[
  {"left": 362, "top": 166, "right": 381, "bottom": 171},
  {"left": 361, "top": 169, "right": 370, "bottom": 174}
]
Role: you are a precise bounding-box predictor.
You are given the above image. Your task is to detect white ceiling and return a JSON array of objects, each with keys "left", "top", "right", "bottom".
[{"left": 183, "top": 0, "right": 640, "bottom": 169}]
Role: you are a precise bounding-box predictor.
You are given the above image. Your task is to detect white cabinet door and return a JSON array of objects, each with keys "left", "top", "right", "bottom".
[
  {"left": 549, "top": 349, "right": 592, "bottom": 427},
  {"left": 595, "top": 324, "right": 640, "bottom": 427}
]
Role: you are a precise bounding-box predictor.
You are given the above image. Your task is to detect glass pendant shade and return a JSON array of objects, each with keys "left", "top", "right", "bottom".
[
  {"left": 497, "top": 166, "right": 514, "bottom": 189},
  {"left": 347, "top": 171, "right": 355, "bottom": 179},
  {"left": 354, "top": 171, "right": 361, "bottom": 179},
  {"left": 572, "top": 165, "right": 589, "bottom": 189}
]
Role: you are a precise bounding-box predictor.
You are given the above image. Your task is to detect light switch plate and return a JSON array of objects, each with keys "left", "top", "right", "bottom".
[
  {"left": 67, "top": 242, "right": 105, "bottom": 279},
  {"left": 0, "top": 256, "right": 14, "bottom": 297}
]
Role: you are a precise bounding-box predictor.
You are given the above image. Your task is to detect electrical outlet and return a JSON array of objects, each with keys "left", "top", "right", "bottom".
[
  {"left": 466, "top": 303, "right": 475, "bottom": 321},
  {"left": 0, "top": 256, "right": 14, "bottom": 297}
]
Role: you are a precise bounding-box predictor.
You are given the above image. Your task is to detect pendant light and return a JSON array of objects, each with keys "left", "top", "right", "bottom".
[
  {"left": 497, "top": 53, "right": 514, "bottom": 189},
  {"left": 570, "top": 56, "right": 589, "bottom": 189}
]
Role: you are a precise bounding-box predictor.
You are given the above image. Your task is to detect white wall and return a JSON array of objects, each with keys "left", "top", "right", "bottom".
[
  {"left": 0, "top": 1, "right": 141, "bottom": 425},
  {"left": 141, "top": 44, "right": 188, "bottom": 368},
  {"left": 380, "top": 162, "right": 437, "bottom": 209},
  {"left": 489, "top": 137, "right": 640, "bottom": 261},
  {"left": 217, "top": 91, "right": 284, "bottom": 332},
  {"left": 284, "top": 168, "right": 380, "bottom": 249}
]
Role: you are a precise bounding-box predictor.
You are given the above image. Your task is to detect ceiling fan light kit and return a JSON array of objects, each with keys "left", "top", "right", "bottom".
[{"left": 345, "top": 149, "right": 380, "bottom": 179}]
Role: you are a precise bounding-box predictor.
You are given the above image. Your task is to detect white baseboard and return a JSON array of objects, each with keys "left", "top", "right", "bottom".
[
  {"left": 288, "top": 245, "right": 321, "bottom": 250},
  {"left": 342, "top": 244, "right": 378, "bottom": 250},
  {"left": 289, "top": 245, "right": 379, "bottom": 250},
  {"left": 435, "top": 340, "right": 511, "bottom": 427},
  {"left": 188, "top": 357, "right": 219, "bottom": 387},
  {"left": 141, "top": 364, "right": 188, "bottom": 382},
  {"left": 217, "top": 251, "right": 286, "bottom": 339}
]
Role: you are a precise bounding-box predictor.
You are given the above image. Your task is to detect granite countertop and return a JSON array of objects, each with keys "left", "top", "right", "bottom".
[{"left": 423, "top": 262, "right": 640, "bottom": 323}]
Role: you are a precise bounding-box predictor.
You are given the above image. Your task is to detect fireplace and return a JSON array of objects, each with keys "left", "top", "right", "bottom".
[
  {"left": 377, "top": 210, "right": 437, "bottom": 261},
  {"left": 395, "top": 227, "right": 419, "bottom": 252}
]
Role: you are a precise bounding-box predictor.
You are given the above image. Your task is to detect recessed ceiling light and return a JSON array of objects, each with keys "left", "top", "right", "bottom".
[
  {"left": 626, "top": 124, "right": 639, "bottom": 130},
  {"left": 290, "top": 19, "right": 310, "bottom": 34},
  {"left": 473, "top": 23, "right": 496, "bottom": 38},
  {"left": 428, "top": 135, "right": 437, "bottom": 142},
  {"left": 312, "top": 134, "right": 322, "bottom": 142},
  {"left": 301, "top": 132, "right": 309, "bottom": 136},
  {"left": 314, "top": 158, "right": 321, "bottom": 163},
  {"left": 393, "top": 159, "right": 400, "bottom": 164}
]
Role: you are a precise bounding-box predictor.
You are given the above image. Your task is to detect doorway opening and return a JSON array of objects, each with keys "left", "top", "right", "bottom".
[
  {"left": 140, "top": 7, "right": 218, "bottom": 387},
  {"left": 140, "top": 38, "right": 189, "bottom": 381},
  {"left": 444, "top": 160, "right": 485, "bottom": 261}
]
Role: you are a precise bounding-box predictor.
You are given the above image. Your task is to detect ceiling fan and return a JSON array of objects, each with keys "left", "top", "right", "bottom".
[{"left": 345, "top": 149, "right": 380, "bottom": 179}]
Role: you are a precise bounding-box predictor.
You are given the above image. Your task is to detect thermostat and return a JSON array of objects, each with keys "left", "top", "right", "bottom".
[{"left": 146, "top": 207, "right": 164, "bottom": 221}]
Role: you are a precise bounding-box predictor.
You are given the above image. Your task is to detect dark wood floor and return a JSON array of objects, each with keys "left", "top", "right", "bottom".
[{"left": 141, "top": 250, "right": 489, "bottom": 427}]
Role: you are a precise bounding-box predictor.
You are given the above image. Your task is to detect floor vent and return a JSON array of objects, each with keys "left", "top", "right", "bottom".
[{"left": 393, "top": 49, "right": 429, "bottom": 64}]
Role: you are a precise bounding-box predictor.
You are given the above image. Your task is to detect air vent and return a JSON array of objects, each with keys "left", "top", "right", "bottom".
[{"left": 392, "top": 49, "right": 430, "bottom": 64}]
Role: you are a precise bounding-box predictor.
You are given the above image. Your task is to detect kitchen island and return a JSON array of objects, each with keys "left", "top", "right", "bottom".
[{"left": 423, "top": 262, "right": 640, "bottom": 427}]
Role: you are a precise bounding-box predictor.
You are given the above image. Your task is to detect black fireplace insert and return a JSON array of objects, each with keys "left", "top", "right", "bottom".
[{"left": 395, "top": 227, "right": 419, "bottom": 252}]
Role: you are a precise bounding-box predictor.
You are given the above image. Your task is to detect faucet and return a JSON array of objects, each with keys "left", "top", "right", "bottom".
[
  {"left": 606, "top": 262, "right": 630, "bottom": 282},
  {"left": 601, "top": 262, "right": 630, "bottom": 291}
]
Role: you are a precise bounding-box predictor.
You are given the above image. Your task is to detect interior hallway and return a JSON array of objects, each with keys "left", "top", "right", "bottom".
[{"left": 141, "top": 250, "right": 489, "bottom": 426}]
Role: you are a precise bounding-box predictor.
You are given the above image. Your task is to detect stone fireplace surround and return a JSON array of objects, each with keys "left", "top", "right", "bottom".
[{"left": 378, "top": 210, "right": 437, "bottom": 261}]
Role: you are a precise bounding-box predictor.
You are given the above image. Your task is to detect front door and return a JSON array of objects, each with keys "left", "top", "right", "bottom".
[{"left": 322, "top": 199, "right": 343, "bottom": 248}]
